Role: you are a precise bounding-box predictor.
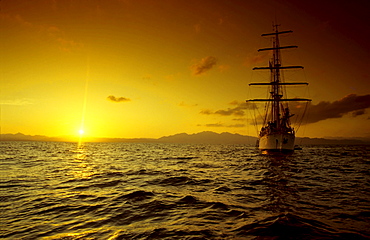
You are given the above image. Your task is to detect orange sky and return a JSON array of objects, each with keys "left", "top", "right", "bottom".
[{"left": 1, "top": 0, "right": 370, "bottom": 140}]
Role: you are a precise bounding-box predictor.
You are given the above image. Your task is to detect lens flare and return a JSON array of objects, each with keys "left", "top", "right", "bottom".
[{"left": 78, "top": 57, "right": 90, "bottom": 147}]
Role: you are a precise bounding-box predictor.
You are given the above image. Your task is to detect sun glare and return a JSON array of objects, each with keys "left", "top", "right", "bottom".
[{"left": 78, "top": 129, "right": 84, "bottom": 135}]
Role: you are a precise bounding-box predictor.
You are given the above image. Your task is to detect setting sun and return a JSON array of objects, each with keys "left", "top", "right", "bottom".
[
  {"left": 1, "top": 1, "right": 370, "bottom": 239},
  {"left": 1, "top": 0, "right": 369, "bottom": 140}
]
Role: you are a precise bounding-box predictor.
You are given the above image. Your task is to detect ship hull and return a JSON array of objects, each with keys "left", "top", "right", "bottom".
[{"left": 258, "top": 133, "right": 295, "bottom": 154}]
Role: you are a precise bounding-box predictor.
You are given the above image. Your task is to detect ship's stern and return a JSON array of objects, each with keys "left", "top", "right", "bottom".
[{"left": 258, "top": 133, "right": 295, "bottom": 153}]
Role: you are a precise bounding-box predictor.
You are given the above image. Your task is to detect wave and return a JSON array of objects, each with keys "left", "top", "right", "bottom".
[
  {"left": 115, "top": 190, "right": 155, "bottom": 201},
  {"left": 2, "top": 142, "right": 369, "bottom": 239},
  {"left": 146, "top": 175, "right": 212, "bottom": 186},
  {"left": 234, "top": 213, "right": 369, "bottom": 239},
  {"left": 162, "top": 156, "right": 199, "bottom": 160}
]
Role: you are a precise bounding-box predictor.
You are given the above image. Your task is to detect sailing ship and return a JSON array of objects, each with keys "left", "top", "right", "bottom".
[{"left": 247, "top": 24, "right": 311, "bottom": 153}]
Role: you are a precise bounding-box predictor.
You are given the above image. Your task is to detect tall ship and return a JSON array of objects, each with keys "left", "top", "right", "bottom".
[{"left": 247, "top": 24, "right": 311, "bottom": 153}]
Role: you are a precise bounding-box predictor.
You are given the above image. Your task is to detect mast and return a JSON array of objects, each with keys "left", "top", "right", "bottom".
[
  {"left": 247, "top": 24, "right": 311, "bottom": 130},
  {"left": 272, "top": 24, "right": 281, "bottom": 128}
]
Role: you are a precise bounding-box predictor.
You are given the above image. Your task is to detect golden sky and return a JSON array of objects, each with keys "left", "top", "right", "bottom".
[{"left": 1, "top": 0, "right": 370, "bottom": 139}]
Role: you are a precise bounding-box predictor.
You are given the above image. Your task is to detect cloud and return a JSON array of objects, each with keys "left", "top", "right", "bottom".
[
  {"left": 1, "top": 13, "right": 83, "bottom": 52},
  {"left": 107, "top": 95, "right": 131, "bottom": 103},
  {"left": 292, "top": 94, "right": 370, "bottom": 124},
  {"left": 232, "top": 117, "right": 247, "bottom": 122},
  {"left": 200, "top": 109, "right": 213, "bottom": 115},
  {"left": 142, "top": 74, "right": 151, "bottom": 80},
  {"left": 198, "top": 123, "right": 246, "bottom": 128},
  {"left": 178, "top": 101, "right": 198, "bottom": 107},
  {"left": 191, "top": 56, "right": 217, "bottom": 75},
  {"left": 49, "top": 27, "right": 83, "bottom": 52},
  {"left": 0, "top": 98, "right": 34, "bottom": 106},
  {"left": 200, "top": 100, "right": 257, "bottom": 117},
  {"left": 352, "top": 109, "right": 365, "bottom": 117},
  {"left": 244, "top": 52, "right": 269, "bottom": 67},
  {"left": 204, "top": 123, "right": 224, "bottom": 127},
  {"left": 199, "top": 94, "right": 370, "bottom": 126},
  {"left": 218, "top": 64, "right": 230, "bottom": 72},
  {"left": 164, "top": 73, "right": 181, "bottom": 82}
]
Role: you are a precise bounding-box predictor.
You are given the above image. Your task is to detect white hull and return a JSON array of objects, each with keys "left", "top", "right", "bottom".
[{"left": 258, "top": 133, "right": 295, "bottom": 153}]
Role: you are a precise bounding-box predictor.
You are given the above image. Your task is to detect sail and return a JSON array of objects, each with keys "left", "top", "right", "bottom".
[
  {"left": 246, "top": 24, "right": 310, "bottom": 153},
  {"left": 249, "top": 82, "right": 308, "bottom": 85},
  {"left": 253, "top": 66, "right": 303, "bottom": 70},
  {"left": 248, "top": 98, "right": 311, "bottom": 102}
]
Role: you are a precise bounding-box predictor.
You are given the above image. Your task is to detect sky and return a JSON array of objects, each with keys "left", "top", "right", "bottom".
[{"left": 1, "top": 0, "right": 370, "bottom": 140}]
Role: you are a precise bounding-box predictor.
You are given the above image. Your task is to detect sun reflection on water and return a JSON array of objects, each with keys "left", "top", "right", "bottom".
[{"left": 70, "top": 143, "right": 95, "bottom": 179}]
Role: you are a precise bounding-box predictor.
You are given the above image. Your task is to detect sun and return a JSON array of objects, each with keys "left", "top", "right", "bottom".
[{"left": 78, "top": 129, "right": 85, "bottom": 135}]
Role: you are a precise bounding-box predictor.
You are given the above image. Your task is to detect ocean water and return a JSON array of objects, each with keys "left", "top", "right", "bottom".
[{"left": 1, "top": 142, "right": 369, "bottom": 240}]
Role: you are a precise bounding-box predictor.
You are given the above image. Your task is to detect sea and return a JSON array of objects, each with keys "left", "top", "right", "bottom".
[{"left": 1, "top": 141, "right": 369, "bottom": 240}]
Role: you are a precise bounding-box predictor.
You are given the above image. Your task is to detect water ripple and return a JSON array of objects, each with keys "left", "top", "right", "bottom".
[{"left": 1, "top": 142, "right": 369, "bottom": 239}]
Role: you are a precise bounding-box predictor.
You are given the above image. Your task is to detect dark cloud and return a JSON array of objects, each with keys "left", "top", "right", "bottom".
[
  {"left": 107, "top": 95, "right": 131, "bottom": 103},
  {"left": 200, "top": 101, "right": 257, "bottom": 117},
  {"left": 292, "top": 94, "right": 370, "bottom": 124},
  {"left": 191, "top": 56, "right": 217, "bottom": 75},
  {"left": 352, "top": 109, "right": 365, "bottom": 117},
  {"left": 200, "top": 109, "right": 213, "bottom": 115},
  {"left": 215, "top": 108, "right": 245, "bottom": 116},
  {"left": 201, "top": 94, "right": 370, "bottom": 126}
]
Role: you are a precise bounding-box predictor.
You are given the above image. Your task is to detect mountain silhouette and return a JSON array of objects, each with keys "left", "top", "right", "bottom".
[
  {"left": 1, "top": 132, "right": 369, "bottom": 145},
  {"left": 157, "top": 131, "right": 256, "bottom": 144}
]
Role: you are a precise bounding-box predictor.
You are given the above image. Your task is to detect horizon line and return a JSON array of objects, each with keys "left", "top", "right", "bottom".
[{"left": 1, "top": 132, "right": 370, "bottom": 144}]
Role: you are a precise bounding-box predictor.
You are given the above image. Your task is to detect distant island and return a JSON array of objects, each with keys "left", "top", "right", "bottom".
[{"left": 1, "top": 132, "right": 369, "bottom": 145}]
